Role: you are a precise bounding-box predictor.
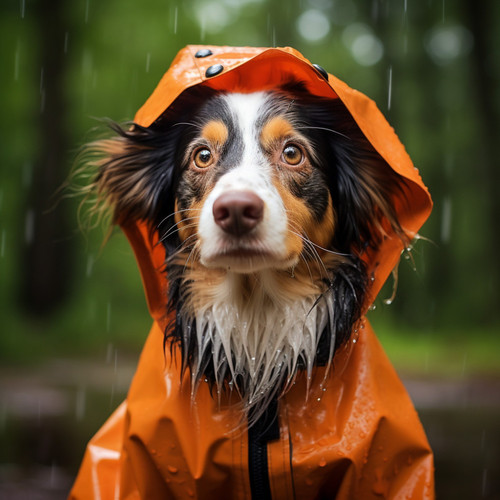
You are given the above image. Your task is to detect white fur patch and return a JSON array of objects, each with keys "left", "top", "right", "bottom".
[
  {"left": 198, "top": 93, "right": 295, "bottom": 272},
  {"left": 187, "top": 273, "right": 334, "bottom": 419}
]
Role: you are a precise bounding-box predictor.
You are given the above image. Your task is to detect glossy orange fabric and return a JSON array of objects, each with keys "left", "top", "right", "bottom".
[{"left": 69, "top": 45, "right": 434, "bottom": 499}]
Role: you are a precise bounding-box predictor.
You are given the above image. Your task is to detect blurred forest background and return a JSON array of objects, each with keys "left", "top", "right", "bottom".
[{"left": 0, "top": 0, "right": 499, "bottom": 498}]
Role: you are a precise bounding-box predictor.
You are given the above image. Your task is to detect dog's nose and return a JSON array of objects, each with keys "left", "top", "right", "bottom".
[{"left": 213, "top": 191, "right": 264, "bottom": 236}]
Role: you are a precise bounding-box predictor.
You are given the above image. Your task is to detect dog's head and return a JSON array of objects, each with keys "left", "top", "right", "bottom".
[{"left": 85, "top": 83, "right": 409, "bottom": 420}]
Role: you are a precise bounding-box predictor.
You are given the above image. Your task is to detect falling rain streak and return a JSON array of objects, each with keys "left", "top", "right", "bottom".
[
  {"left": 14, "top": 40, "right": 20, "bottom": 81},
  {"left": 387, "top": 65, "right": 393, "bottom": 110},
  {"left": 20, "top": 0, "right": 25, "bottom": 18},
  {"left": 86, "top": 254, "right": 94, "bottom": 277},
  {"left": 40, "top": 67, "right": 46, "bottom": 113},
  {"left": 1, "top": 230, "right": 5, "bottom": 258},
  {"left": 106, "top": 302, "right": 112, "bottom": 332},
  {"left": 75, "top": 386, "right": 86, "bottom": 421},
  {"left": 441, "top": 196, "right": 452, "bottom": 244},
  {"left": 25, "top": 209, "right": 34, "bottom": 244}
]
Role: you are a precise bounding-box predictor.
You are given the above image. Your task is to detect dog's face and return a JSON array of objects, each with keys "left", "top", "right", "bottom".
[
  {"left": 173, "top": 91, "right": 334, "bottom": 275},
  {"left": 89, "top": 84, "right": 407, "bottom": 420}
]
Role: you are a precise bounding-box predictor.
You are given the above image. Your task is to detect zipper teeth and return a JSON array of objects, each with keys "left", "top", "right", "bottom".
[
  {"left": 248, "top": 398, "right": 280, "bottom": 500},
  {"left": 248, "top": 428, "right": 272, "bottom": 500}
]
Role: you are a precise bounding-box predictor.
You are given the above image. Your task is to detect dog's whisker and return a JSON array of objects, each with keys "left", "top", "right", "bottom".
[
  {"left": 288, "top": 228, "right": 350, "bottom": 258},
  {"left": 160, "top": 219, "right": 200, "bottom": 242},
  {"left": 157, "top": 209, "right": 201, "bottom": 229},
  {"left": 166, "top": 233, "right": 199, "bottom": 261},
  {"left": 295, "top": 125, "right": 350, "bottom": 140},
  {"left": 286, "top": 224, "right": 331, "bottom": 280}
]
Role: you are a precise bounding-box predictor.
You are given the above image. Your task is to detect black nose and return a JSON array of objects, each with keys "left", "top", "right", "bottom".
[{"left": 212, "top": 191, "right": 264, "bottom": 236}]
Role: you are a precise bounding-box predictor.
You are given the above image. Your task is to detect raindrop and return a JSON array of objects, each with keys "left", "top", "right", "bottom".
[
  {"left": 342, "top": 23, "right": 384, "bottom": 66},
  {"left": 1, "top": 230, "right": 5, "bottom": 258},
  {"left": 482, "top": 468, "right": 488, "bottom": 497},
  {"left": 173, "top": 7, "right": 178, "bottom": 34},
  {"left": 23, "top": 161, "right": 32, "bottom": 187},
  {"left": 167, "top": 465, "right": 179, "bottom": 474},
  {"left": 75, "top": 386, "right": 86, "bottom": 421},
  {"left": 424, "top": 24, "right": 473, "bottom": 66},
  {"left": 146, "top": 53, "right": 151, "bottom": 73},
  {"left": 85, "top": 0, "right": 90, "bottom": 24},
  {"left": 40, "top": 67, "right": 44, "bottom": 93},
  {"left": 351, "top": 33, "right": 383, "bottom": 66},
  {"left": 441, "top": 196, "right": 452, "bottom": 243},
  {"left": 459, "top": 352, "right": 468, "bottom": 377},
  {"left": 20, "top": 0, "right": 25, "bottom": 18},
  {"left": 14, "top": 40, "right": 20, "bottom": 81},
  {"left": 387, "top": 65, "right": 393, "bottom": 111},
  {"left": 194, "top": 2, "right": 231, "bottom": 35},
  {"left": 86, "top": 254, "right": 94, "bottom": 277},
  {"left": 25, "top": 209, "right": 34, "bottom": 244},
  {"left": 106, "top": 301, "right": 112, "bottom": 332},
  {"left": 106, "top": 342, "right": 114, "bottom": 363},
  {"left": 297, "top": 10, "right": 331, "bottom": 43},
  {"left": 64, "top": 32, "right": 69, "bottom": 54},
  {"left": 319, "top": 458, "right": 327, "bottom": 467},
  {"left": 0, "top": 402, "right": 6, "bottom": 431}
]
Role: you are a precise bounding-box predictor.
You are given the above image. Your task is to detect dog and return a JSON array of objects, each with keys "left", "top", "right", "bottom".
[
  {"left": 71, "top": 46, "right": 434, "bottom": 500},
  {"left": 88, "top": 82, "right": 406, "bottom": 422}
]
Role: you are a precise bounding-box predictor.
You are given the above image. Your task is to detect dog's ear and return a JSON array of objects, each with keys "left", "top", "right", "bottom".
[
  {"left": 84, "top": 122, "right": 180, "bottom": 226},
  {"left": 79, "top": 85, "right": 217, "bottom": 228},
  {"left": 327, "top": 104, "right": 409, "bottom": 255},
  {"left": 299, "top": 97, "right": 408, "bottom": 255}
]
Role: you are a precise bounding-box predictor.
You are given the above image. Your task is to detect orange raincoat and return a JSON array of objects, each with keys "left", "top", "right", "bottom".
[{"left": 69, "top": 46, "right": 434, "bottom": 499}]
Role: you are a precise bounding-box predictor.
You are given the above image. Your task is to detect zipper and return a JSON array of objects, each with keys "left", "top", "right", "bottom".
[{"left": 248, "top": 397, "right": 280, "bottom": 500}]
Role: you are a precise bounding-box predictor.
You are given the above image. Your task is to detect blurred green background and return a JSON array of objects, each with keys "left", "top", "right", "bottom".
[{"left": 0, "top": 0, "right": 499, "bottom": 498}]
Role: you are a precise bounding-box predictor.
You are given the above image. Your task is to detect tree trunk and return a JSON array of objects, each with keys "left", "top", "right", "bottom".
[{"left": 19, "top": 0, "right": 73, "bottom": 317}]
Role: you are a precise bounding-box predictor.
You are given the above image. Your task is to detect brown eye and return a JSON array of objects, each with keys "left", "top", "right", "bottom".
[
  {"left": 194, "top": 147, "right": 214, "bottom": 168},
  {"left": 282, "top": 144, "right": 303, "bottom": 166}
]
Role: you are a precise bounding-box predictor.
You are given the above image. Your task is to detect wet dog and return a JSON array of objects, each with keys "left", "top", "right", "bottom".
[{"left": 87, "top": 83, "right": 407, "bottom": 424}]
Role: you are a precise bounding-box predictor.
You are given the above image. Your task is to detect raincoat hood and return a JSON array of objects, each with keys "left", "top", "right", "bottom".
[{"left": 70, "top": 46, "right": 434, "bottom": 500}]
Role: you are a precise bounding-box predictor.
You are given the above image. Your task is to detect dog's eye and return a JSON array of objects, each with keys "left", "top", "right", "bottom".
[
  {"left": 194, "top": 147, "right": 214, "bottom": 168},
  {"left": 282, "top": 144, "right": 303, "bottom": 166}
]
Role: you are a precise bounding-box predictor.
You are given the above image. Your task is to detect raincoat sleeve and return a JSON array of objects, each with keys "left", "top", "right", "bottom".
[{"left": 68, "top": 402, "right": 126, "bottom": 499}]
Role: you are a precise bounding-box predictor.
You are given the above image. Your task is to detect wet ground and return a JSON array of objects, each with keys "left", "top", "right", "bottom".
[{"left": 1, "top": 356, "right": 499, "bottom": 499}]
